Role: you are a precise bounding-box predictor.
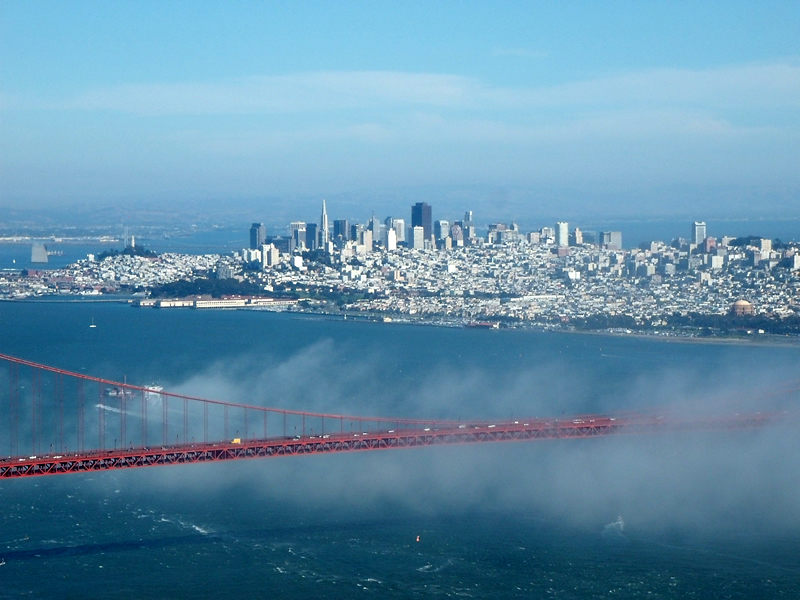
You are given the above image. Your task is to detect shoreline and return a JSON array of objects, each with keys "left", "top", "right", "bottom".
[{"left": 4, "top": 295, "right": 800, "bottom": 347}]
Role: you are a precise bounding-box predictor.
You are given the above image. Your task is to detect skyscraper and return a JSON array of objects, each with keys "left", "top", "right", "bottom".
[
  {"left": 434, "top": 220, "right": 450, "bottom": 240},
  {"left": 601, "top": 231, "right": 623, "bottom": 250},
  {"left": 290, "top": 221, "right": 306, "bottom": 250},
  {"left": 368, "top": 214, "right": 382, "bottom": 246},
  {"left": 250, "top": 223, "right": 266, "bottom": 249},
  {"left": 386, "top": 217, "right": 405, "bottom": 243},
  {"left": 450, "top": 223, "right": 464, "bottom": 245},
  {"left": 463, "top": 211, "right": 476, "bottom": 240},
  {"left": 320, "top": 200, "right": 330, "bottom": 246},
  {"left": 411, "top": 202, "right": 432, "bottom": 240},
  {"left": 350, "top": 223, "right": 364, "bottom": 242},
  {"left": 411, "top": 226, "right": 425, "bottom": 249},
  {"left": 386, "top": 228, "right": 397, "bottom": 251},
  {"left": 306, "top": 223, "right": 318, "bottom": 251},
  {"left": 692, "top": 222, "right": 707, "bottom": 246},
  {"left": 333, "top": 219, "right": 349, "bottom": 241},
  {"left": 360, "top": 228, "right": 373, "bottom": 252},
  {"left": 555, "top": 222, "right": 569, "bottom": 247}
]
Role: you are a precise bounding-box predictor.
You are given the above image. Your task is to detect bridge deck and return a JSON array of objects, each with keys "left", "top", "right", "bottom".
[{"left": 0, "top": 413, "right": 775, "bottom": 479}]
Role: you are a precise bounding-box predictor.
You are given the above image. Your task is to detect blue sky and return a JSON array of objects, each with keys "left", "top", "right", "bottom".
[{"left": 1, "top": 2, "right": 799, "bottom": 218}]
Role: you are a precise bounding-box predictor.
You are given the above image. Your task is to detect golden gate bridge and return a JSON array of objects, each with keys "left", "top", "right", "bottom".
[{"left": 0, "top": 352, "right": 794, "bottom": 480}]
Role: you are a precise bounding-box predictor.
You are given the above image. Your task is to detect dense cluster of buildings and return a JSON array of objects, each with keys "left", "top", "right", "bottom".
[
  {"left": 0, "top": 252, "right": 223, "bottom": 299},
  {"left": 244, "top": 201, "right": 623, "bottom": 261},
  {"left": 2, "top": 201, "right": 798, "bottom": 333}
]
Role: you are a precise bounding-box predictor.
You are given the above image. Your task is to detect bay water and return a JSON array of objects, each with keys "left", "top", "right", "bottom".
[{"left": 1, "top": 301, "right": 799, "bottom": 598}]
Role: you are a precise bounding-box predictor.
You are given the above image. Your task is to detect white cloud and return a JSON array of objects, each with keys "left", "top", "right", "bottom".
[
  {"left": 60, "top": 72, "right": 477, "bottom": 116},
  {"left": 2, "top": 61, "right": 798, "bottom": 200},
  {"left": 514, "top": 62, "right": 800, "bottom": 110},
  {"left": 6, "top": 61, "right": 799, "bottom": 116}
]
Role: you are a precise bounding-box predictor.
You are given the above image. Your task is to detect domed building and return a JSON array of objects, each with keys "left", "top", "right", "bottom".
[{"left": 730, "top": 299, "right": 755, "bottom": 316}]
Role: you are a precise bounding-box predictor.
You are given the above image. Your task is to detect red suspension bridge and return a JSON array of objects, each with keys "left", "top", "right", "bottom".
[{"left": 0, "top": 353, "right": 794, "bottom": 479}]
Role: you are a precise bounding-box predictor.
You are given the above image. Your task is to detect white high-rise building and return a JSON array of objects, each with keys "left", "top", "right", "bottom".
[
  {"left": 386, "top": 227, "right": 397, "bottom": 251},
  {"left": 692, "top": 222, "right": 706, "bottom": 246},
  {"left": 392, "top": 218, "right": 405, "bottom": 243},
  {"left": 555, "top": 222, "right": 569, "bottom": 247},
  {"left": 261, "top": 244, "right": 280, "bottom": 268},
  {"left": 411, "top": 226, "right": 425, "bottom": 249}
]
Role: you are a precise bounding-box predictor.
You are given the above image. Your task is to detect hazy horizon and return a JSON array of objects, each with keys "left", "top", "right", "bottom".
[{"left": 2, "top": 3, "right": 798, "bottom": 217}]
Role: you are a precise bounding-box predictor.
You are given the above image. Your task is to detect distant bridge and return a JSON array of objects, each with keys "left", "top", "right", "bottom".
[{"left": 0, "top": 353, "right": 793, "bottom": 479}]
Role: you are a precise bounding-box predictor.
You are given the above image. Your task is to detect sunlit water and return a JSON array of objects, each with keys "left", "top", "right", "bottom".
[{"left": 1, "top": 301, "right": 799, "bottom": 598}]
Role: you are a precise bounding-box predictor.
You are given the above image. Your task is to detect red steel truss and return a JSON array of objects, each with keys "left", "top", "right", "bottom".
[{"left": 0, "top": 352, "right": 793, "bottom": 479}]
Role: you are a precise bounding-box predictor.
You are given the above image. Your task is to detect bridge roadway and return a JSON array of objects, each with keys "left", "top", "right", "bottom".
[{"left": 0, "top": 411, "right": 775, "bottom": 479}]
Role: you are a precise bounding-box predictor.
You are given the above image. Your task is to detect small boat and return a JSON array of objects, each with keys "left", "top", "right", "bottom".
[{"left": 90, "top": 318, "right": 97, "bottom": 328}]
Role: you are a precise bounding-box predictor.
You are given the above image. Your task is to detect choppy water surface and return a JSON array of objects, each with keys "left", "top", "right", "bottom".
[{"left": 1, "top": 302, "right": 799, "bottom": 598}]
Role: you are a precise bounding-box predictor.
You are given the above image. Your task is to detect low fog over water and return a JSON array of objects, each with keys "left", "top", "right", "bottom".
[{"left": 2, "top": 301, "right": 799, "bottom": 537}]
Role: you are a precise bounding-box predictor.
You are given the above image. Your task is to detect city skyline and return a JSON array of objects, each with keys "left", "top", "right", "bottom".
[{"left": 1, "top": 3, "right": 798, "bottom": 217}]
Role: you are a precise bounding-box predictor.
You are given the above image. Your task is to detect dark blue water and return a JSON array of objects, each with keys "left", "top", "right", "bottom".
[{"left": 1, "top": 302, "right": 799, "bottom": 598}]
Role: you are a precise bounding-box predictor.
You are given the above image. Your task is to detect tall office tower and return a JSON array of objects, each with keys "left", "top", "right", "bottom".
[
  {"left": 572, "top": 227, "right": 583, "bottom": 245},
  {"left": 305, "top": 223, "right": 318, "bottom": 251},
  {"left": 555, "top": 222, "right": 569, "bottom": 247},
  {"left": 601, "top": 231, "right": 623, "bottom": 250},
  {"left": 319, "top": 200, "right": 330, "bottom": 246},
  {"left": 386, "top": 227, "right": 397, "bottom": 251},
  {"left": 290, "top": 221, "right": 307, "bottom": 250},
  {"left": 383, "top": 216, "right": 397, "bottom": 244},
  {"left": 360, "top": 228, "right": 373, "bottom": 251},
  {"left": 266, "top": 235, "right": 293, "bottom": 254},
  {"left": 463, "top": 211, "right": 476, "bottom": 239},
  {"left": 434, "top": 220, "right": 450, "bottom": 240},
  {"left": 692, "top": 222, "right": 707, "bottom": 246},
  {"left": 350, "top": 223, "right": 364, "bottom": 241},
  {"left": 250, "top": 223, "right": 266, "bottom": 249},
  {"left": 450, "top": 223, "right": 464, "bottom": 244},
  {"left": 411, "top": 226, "right": 425, "bottom": 249},
  {"left": 391, "top": 218, "right": 406, "bottom": 243},
  {"left": 368, "top": 214, "right": 381, "bottom": 236},
  {"left": 411, "top": 202, "right": 432, "bottom": 240},
  {"left": 333, "top": 219, "right": 349, "bottom": 241}
]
